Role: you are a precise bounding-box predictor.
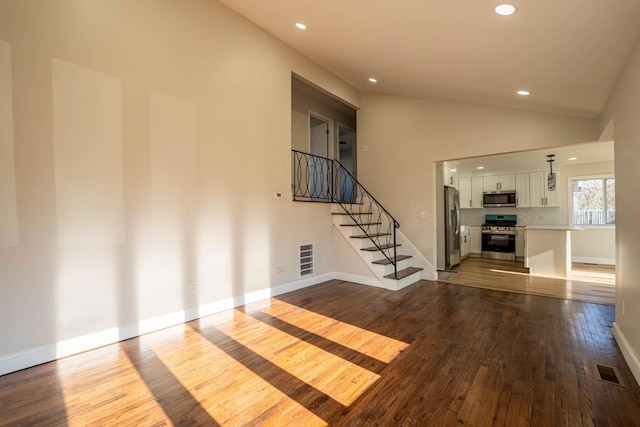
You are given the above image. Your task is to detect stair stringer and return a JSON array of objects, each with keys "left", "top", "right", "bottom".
[
  {"left": 393, "top": 229, "right": 438, "bottom": 281},
  {"left": 332, "top": 215, "right": 430, "bottom": 290}
]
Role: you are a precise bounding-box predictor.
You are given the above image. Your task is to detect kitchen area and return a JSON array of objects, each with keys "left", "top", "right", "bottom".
[{"left": 436, "top": 142, "right": 616, "bottom": 283}]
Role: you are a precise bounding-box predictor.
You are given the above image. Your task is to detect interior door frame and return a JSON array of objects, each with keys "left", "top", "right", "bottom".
[{"left": 308, "top": 111, "right": 334, "bottom": 159}]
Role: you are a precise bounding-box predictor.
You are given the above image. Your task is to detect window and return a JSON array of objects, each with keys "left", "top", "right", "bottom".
[{"left": 571, "top": 177, "right": 615, "bottom": 225}]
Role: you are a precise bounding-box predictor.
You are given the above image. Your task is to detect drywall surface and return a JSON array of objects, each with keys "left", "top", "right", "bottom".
[
  {"left": 357, "top": 92, "right": 599, "bottom": 269},
  {"left": 0, "top": 0, "right": 360, "bottom": 367},
  {"left": 600, "top": 31, "right": 640, "bottom": 383}
]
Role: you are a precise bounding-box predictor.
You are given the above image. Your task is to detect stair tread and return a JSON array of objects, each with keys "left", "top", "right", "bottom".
[
  {"left": 372, "top": 255, "right": 413, "bottom": 265},
  {"left": 361, "top": 243, "right": 401, "bottom": 251},
  {"left": 350, "top": 232, "right": 391, "bottom": 239},
  {"left": 384, "top": 267, "right": 423, "bottom": 280},
  {"left": 340, "top": 222, "right": 382, "bottom": 227}
]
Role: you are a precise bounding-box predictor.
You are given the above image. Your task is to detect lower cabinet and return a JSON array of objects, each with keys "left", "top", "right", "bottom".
[
  {"left": 516, "top": 227, "right": 526, "bottom": 259},
  {"left": 460, "top": 227, "right": 471, "bottom": 259},
  {"left": 469, "top": 226, "right": 482, "bottom": 255}
]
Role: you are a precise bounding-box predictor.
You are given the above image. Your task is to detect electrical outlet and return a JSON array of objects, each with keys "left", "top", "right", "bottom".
[
  {"left": 275, "top": 266, "right": 284, "bottom": 273},
  {"left": 274, "top": 192, "right": 282, "bottom": 199},
  {"left": 420, "top": 211, "right": 428, "bottom": 219},
  {"left": 190, "top": 281, "right": 198, "bottom": 292},
  {"left": 362, "top": 145, "right": 369, "bottom": 152}
]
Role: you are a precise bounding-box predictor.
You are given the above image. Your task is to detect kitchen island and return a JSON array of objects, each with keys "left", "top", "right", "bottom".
[{"left": 525, "top": 225, "right": 583, "bottom": 278}]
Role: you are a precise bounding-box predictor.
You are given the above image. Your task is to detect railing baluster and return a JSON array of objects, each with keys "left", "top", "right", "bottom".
[{"left": 291, "top": 150, "right": 400, "bottom": 274}]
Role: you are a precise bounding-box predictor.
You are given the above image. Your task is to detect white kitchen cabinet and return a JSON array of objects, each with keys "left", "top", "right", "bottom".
[
  {"left": 483, "top": 174, "right": 515, "bottom": 192},
  {"left": 459, "top": 177, "right": 484, "bottom": 209},
  {"left": 444, "top": 165, "right": 458, "bottom": 188},
  {"left": 516, "top": 227, "right": 526, "bottom": 259},
  {"left": 469, "top": 226, "right": 482, "bottom": 254},
  {"left": 530, "top": 172, "right": 559, "bottom": 207},
  {"left": 460, "top": 227, "right": 471, "bottom": 259},
  {"left": 515, "top": 173, "right": 530, "bottom": 208},
  {"left": 472, "top": 177, "right": 484, "bottom": 208},
  {"left": 458, "top": 177, "right": 471, "bottom": 208}
]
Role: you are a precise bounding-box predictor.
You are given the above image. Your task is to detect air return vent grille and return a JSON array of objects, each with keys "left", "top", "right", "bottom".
[{"left": 300, "top": 243, "right": 314, "bottom": 277}]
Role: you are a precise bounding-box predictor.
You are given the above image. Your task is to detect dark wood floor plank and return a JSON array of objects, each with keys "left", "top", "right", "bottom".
[{"left": 0, "top": 279, "right": 639, "bottom": 426}]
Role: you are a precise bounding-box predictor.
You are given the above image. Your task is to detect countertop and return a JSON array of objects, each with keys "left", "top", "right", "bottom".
[{"left": 525, "top": 225, "right": 584, "bottom": 231}]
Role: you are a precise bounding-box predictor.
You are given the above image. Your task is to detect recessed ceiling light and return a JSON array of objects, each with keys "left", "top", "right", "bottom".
[
  {"left": 494, "top": 4, "right": 517, "bottom": 16},
  {"left": 295, "top": 22, "right": 307, "bottom": 30},
  {"left": 368, "top": 77, "right": 378, "bottom": 83},
  {"left": 568, "top": 157, "right": 578, "bottom": 161},
  {"left": 477, "top": 166, "right": 485, "bottom": 170},
  {"left": 451, "top": 169, "right": 457, "bottom": 172},
  {"left": 517, "top": 90, "right": 530, "bottom": 96}
]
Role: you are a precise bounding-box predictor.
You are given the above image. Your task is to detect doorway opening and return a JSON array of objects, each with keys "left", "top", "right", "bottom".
[{"left": 338, "top": 124, "right": 357, "bottom": 203}]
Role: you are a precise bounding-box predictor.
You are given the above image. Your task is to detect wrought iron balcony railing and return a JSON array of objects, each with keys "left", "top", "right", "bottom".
[{"left": 292, "top": 149, "right": 400, "bottom": 277}]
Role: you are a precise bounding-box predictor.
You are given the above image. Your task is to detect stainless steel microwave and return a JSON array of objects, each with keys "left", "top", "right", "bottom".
[{"left": 483, "top": 191, "right": 517, "bottom": 207}]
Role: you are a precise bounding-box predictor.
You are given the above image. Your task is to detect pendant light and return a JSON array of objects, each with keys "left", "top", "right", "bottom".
[{"left": 547, "top": 154, "right": 556, "bottom": 191}]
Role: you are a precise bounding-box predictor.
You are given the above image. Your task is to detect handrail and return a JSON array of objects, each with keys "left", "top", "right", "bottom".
[{"left": 292, "top": 149, "right": 400, "bottom": 277}]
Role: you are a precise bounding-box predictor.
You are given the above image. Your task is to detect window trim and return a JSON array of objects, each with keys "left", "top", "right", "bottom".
[{"left": 567, "top": 174, "right": 615, "bottom": 227}]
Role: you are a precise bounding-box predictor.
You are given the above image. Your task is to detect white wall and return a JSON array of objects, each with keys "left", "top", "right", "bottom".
[
  {"left": 291, "top": 83, "right": 356, "bottom": 154},
  {"left": 0, "top": 0, "right": 362, "bottom": 373},
  {"left": 357, "top": 92, "right": 599, "bottom": 268},
  {"left": 600, "top": 32, "right": 640, "bottom": 383}
]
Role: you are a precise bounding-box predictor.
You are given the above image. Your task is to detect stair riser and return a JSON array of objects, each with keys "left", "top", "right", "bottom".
[
  {"left": 383, "top": 272, "right": 421, "bottom": 290},
  {"left": 383, "top": 258, "right": 413, "bottom": 275},
  {"left": 332, "top": 206, "right": 429, "bottom": 290}
]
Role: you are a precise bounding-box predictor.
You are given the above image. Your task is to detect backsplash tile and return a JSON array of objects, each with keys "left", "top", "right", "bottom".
[{"left": 460, "top": 207, "right": 569, "bottom": 226}]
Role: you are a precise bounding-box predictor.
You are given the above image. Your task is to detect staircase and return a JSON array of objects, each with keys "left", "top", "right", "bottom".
[
  {"left": 331, "top": 206, "right": 424, "bottom": 289},
  {"left": 292, "top": 150, "right": 431, "bottom": 290}
]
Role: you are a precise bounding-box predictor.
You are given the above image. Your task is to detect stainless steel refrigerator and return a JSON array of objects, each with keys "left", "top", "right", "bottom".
[{"left": 444, "top": 186, "right": 461, "bottom": 269}]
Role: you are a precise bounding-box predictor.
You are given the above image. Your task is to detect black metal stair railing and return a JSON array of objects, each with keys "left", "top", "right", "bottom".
[{"left": 292, "top": 149, "right": 400, "bottom": 278}]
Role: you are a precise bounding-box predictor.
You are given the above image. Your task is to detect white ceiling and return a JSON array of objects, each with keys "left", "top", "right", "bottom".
[
  {"left": 219, "top": 0, "right": 640, "bottom": 118},
  {"left": 447, "top": 141, "right": 614, "bottom": 174}
]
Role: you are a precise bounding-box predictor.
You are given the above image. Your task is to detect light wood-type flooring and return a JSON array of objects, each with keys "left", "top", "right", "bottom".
[
  {"left": 1, "top": 279, "right": 638, "bottom": 426},
  {"left": 438, "top": 257, "right": 616, "bottom": 305}
]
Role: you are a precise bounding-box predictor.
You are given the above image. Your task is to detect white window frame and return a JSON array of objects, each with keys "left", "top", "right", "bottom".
[{"left": 567, "top": 174, "right": 615, "bottom": 228}]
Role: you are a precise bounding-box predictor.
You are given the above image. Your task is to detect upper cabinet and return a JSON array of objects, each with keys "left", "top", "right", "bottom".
[
  {"left": 444, "top": 163, "right": 458, "bottom": 188},
  {"left": 515, "top": 173, "right": 530, "bottom": 208},
  {"left": 529, "top": 172, "right": 559, "bottom": 207},
  {"left": 483, "top": 174, "right": 515, "bottom": 192},
  {"left": 458, "top": 177, "right": 471, "bottom": 208},
  {"left": 459, "top": 176, "right": 484, "bottom": 209}
]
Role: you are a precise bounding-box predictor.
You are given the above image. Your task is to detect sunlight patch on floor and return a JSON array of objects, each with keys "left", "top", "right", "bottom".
[
  {"left": 216, "top": 310, "right": 381, "bottom": 406},
  {"left": 257, "top": 299, "right": 410, "bottom": 364},
  {"left": 59, "top": 348, "right": 171, "bottom": 426},
  {"left": 149, "top": 325, "right": 327, "bottom": 426}
]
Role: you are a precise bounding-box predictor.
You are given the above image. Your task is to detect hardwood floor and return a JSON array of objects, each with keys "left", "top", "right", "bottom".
[
  {"left": 1, "top": 279, "right": 639, "bottom": 426},
  {"left": 438, "top": 257, "right": 616, "bottom": 305}
]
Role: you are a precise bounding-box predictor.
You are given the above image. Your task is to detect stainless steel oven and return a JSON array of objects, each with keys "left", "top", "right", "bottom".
[{"left": 481, "top": 214, "right": 517, "bottom": 261}]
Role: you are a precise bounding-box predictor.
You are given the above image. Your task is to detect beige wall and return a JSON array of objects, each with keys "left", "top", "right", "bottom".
[
  {"left": 291, "top": 84, "right": 356, "bottom": 154},
  {"left": 0, "top": 0, "right": 361, "bottom": 366},
  {"left": 357, "top": 92, "right": 600, "bottom": 265},
  {"left": 600, "top": 32, "right": 640, "bottom": 379}
]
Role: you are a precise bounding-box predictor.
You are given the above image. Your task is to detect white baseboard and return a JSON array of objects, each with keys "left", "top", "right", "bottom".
[
  {"left": 0, "top": 273, "right": 335, "bottom": 377},
  {"left": 572, "top": 257, "right": 616, "bottom": 265},
  {"left": 335, "top": 272, "right": 383, "bottom": 288},
  {"left": 613, "top": 322, "right": 640, "bottom": 387}
]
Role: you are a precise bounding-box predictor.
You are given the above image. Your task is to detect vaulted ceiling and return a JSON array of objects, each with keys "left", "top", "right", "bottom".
[{"left": 219, "top": 0, "right": 640, "bottom": 118}]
